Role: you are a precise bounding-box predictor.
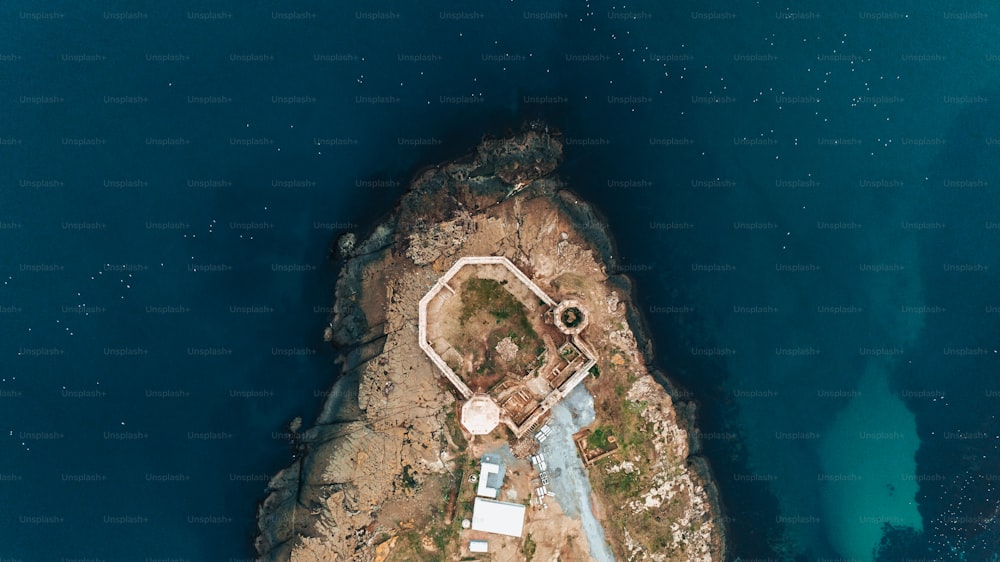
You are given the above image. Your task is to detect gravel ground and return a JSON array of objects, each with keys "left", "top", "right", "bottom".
[{"left": 540, "top": 384, "right": 616, "bottom": 561}]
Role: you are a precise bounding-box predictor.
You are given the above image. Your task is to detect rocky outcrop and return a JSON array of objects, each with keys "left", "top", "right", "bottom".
[{"left": 254, "top": 125, "right": 725, "bottom": 561}]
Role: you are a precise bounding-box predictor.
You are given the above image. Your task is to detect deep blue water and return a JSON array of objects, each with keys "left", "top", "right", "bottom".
[{"left": 1, "top": 1, "right": 998, "bottom": 561}]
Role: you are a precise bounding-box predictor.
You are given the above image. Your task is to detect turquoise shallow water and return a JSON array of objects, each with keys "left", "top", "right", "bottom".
[
  {"left": 1, "top": 1, "right": 998, "bottom": 560},
  {"left": 818, "top": 367, "right": 921, "bottom": 559}
]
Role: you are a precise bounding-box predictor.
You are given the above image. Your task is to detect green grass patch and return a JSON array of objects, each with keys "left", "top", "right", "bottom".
[
  {"left": 461, "top": 278, "right": 521, "bottom": 325},
  {"left": 402, "top": 530, "right": 422, "bottom": 552},
  {"left": 445, "top": 411, "right": 468, "bottom": 450},
  {"left": 401, "top": 465, "right": 418, "bottom": 490},
  {"left": 430, "top": 519, "right": 458, "bottom": 553},
  {"left": 461, "top": 278, "right": 537, "bottom": 340},
  {"left": 455, "top": 277, "right": 543, "bottom": 379},
  {"left": 587, "top": 425, "right": 615, "bottom": 451},
  {"left": 523, "top": 533, "right": 537, "bottom": 562},
  {"left": 604, "top": 467, "right": 641, "bottom": 495},
  {"left": 619, "top": 400, "right": 652, "bottom": 451}
]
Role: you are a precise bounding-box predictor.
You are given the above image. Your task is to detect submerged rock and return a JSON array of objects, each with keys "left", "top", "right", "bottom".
[{"left": 334, "top": 231, "right": 356, "bottom": 260}]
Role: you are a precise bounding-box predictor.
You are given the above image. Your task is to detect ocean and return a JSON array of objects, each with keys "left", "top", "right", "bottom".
[{"left": 1, "top": 1, "right": 998, "bottom": 560}]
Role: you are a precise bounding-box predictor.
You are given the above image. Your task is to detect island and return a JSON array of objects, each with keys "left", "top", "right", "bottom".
[{"left": 255, "top": 124, "right": 726, "bottom": 561}]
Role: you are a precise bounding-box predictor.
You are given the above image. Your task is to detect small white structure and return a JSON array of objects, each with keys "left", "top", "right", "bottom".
[
  {"left": 535, "top": 424, "right": 552, "bottom": 442},
  {"left": 477, "top": 462, "right": 500, "bottom": 499},
  {"left": 530, "top": 453, "right": 547, "bottom": 472},
  {"left": 469, "top": 540, "right": 489, "bottom": 553},
  {"left": 471, "top": 497, "right": 526, "bottom": 537}
]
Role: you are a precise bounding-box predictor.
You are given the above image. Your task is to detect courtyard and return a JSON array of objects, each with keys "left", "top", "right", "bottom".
[{"left": 418, "top": 256, "right": 597, "bottom": 438}]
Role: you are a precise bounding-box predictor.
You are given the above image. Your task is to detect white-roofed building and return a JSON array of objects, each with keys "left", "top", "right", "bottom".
[
  {"left": 476, "top": 454, "right": 505, "bottom": 499},
  {"left": 477, "top": 462, "right": 500, "bottom": 498},
  {"left": 471, "top": 497, "right": 526, "bottom": 537},
  {"left": 469, "top": 540, "right": 489, "bottom": 553}
]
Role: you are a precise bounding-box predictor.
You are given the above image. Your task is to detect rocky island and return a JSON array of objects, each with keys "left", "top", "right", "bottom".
[{"left": 255, "top": 125, "right": 726, "bottom": 561}]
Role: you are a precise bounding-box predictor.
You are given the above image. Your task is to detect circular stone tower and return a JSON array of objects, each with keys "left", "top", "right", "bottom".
[{"left": 552, "top": 299, "right": 589, "bottom": 335}]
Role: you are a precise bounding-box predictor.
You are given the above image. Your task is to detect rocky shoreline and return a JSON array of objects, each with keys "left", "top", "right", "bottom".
[
  {"left": 255, "top": 124, "right": 727, "bottom": 561},
  {"left": 550, "top": 185, "right": 729, "bottom": 556}
]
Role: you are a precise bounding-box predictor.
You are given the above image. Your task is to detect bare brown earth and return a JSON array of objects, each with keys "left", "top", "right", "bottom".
[{"left": 254, "top": 127, "right": 726, "bottom": 561}]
